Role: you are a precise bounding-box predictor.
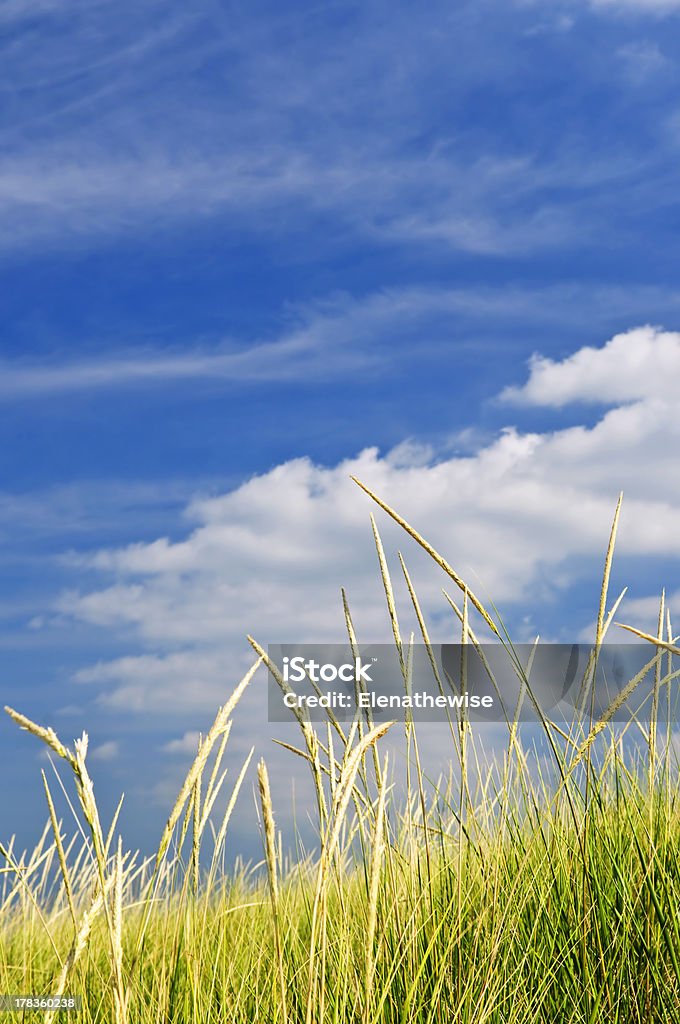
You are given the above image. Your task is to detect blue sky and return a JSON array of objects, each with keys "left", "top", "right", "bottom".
[{"left": 2, "top": 0, "right": 680, "bottom": 858}]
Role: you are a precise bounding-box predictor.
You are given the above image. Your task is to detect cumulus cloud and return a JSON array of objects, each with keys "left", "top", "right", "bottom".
[
  {"left": 54, "top": 326, "right": 680, "bottom": 713},
  {"left": 74, "top": 651, "right": 248, "bottom": 712},
  {"left": 501, "top": 325, "right": 680, "bottom": 406}
]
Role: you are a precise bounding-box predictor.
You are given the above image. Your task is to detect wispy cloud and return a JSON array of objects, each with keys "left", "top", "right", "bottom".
[
  {"left": 0, "top": 0, "right": 94, "bottom": 25},
  {"left": 617, "top": 40, "right": 670, "bottom": 82},
  {"left": 0, "top": 290, "right": 392, "bottom": 397},
  {"left": 0, "top": 478, "right": 204, "bottom": 547},
  {"left": 1, "top": 2, "right": 540, "bottom": 255},
  {"left": 0, "top": 338, "right": 316, "bottom": 396},
  {"left": 527, "top": 0, "right": 680, "bottom": 14},
  {"left": 589, "top": 0, "right": 680, "bottom": 11},
  {"left": 0, "top": 147, "right": 600, "bottom": 258},
  {"left": 90, "top": 739, "right": 119, "bottom": 762},
  {"left": 0, "top": 0, "right": 674, "bottom": 259},
  {"left": 5, "top": 287, "right": 680, "bottom": 399}
]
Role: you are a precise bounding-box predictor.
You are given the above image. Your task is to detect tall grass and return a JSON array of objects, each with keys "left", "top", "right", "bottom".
[{"left": 2, "top": 488, "right": 680, "bottom": 1023}]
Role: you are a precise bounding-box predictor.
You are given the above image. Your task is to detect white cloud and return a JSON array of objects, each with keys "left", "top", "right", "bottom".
[
  {"left": 90, "top": 739, "right": 119, "bottom": 762},
  {"left": 162, "top": 731, "right": 201, "bottom": 755},
  {"left": 501, "top": 325, "right": 680, "bottom": 406},
  {"left": 74, "top": 651, "right": 249, "bottom": 711},
  {"left": 617, "top": 40, "right": 669, "bottom": 81},
  {"left": 576, "top": 589, "right": 679, "bottom": 642},
  {"left": 612, "top": 591, "right": 680, "bottom": 626},
  {"left": 56, "top": 326, "right": 680, "bottom": 712},
  {"left": 590, "top": 0, "right": 680, "bottom": 10}
]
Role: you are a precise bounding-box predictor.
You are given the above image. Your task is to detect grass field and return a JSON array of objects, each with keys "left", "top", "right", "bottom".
[{"left": 2, "top": 485, "right": 680, "bottom": 1023}]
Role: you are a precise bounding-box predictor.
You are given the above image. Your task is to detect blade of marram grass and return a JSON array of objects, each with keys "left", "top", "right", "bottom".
[
  {"left": 203, "top": 723, "right": 232, "bottom": 813},
  {"left": 112, "top": 837, "right": 125, "bottom": 1024},
  {"left": 351, "top": 476, "right": 500, "bottom": 636},
  {"left": 155, "top": 658, "right": 261, "bottom": 869},
  {"left": 0, "top": 839, "right": 62, "bottom": 963},
  {"left": 258, "top": 759, "right": 288, "bottom": 1024},
  {"left": 248, "top": 635, "right": 328, "bottom": 828},
  {"left": 596, "top": 492, "right": 623, "bottom": 646},
  {"left": 649, "top": 592, "right": 666, "bottom": 794},
  {"left": 342, "top": 587, "right": 381, "bottom": 787},
  {"left": 209, "top": 747, "right": 254, "bottom": 876},
  {"left": 41, "top": 770, "right": 77, "bottom": 929},
  {"left": 370, "top": 513, "right": 404, "bottom": 673},
  {"left": 4, "top": 707, "right": 74, "bottom": 765},
  {"left": 582, "top": 491, "right": 622, "bottom": 1008},
  {"left": 105, "top": 794, "right": 125, "bottom": 859},
  {"left": 43, "top": 876, "right": 114, "bottom": 1024},
  {"left": 305, "top": 722, "right": 393, "bottom": 1024},
  {"left": 364, "top": 754, "right": 389, "bottom": 1024},
  {"left": 568, "top": 653, "right": 677, "bottom": 774},
  {"left": 615, "top": 623, "right": 680, "bottom": 654},
  {"left": 3, "top": 712, "right": 127, "bottom": 1019},
  {"left": 128, "top": 659, "right": 261, "bottom": 983}
]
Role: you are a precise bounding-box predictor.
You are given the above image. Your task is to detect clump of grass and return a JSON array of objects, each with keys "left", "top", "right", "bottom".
[{"left": 2, "top": 489, "right": 680, "bottom": 1023}]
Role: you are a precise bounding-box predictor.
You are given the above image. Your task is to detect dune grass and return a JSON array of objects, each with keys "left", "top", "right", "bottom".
[{"left": 2, "top": 486, "right": 680, "bottom": 1023}]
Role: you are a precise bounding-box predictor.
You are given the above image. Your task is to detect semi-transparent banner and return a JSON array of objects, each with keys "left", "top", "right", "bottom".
[{"left": 266, "top": 643, "right": 679, "bottom": 723}]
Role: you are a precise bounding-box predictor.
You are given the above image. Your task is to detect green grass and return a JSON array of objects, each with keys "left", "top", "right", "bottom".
[{"left": 2, "top": 485, "right": 680, "bottom": 1023}]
